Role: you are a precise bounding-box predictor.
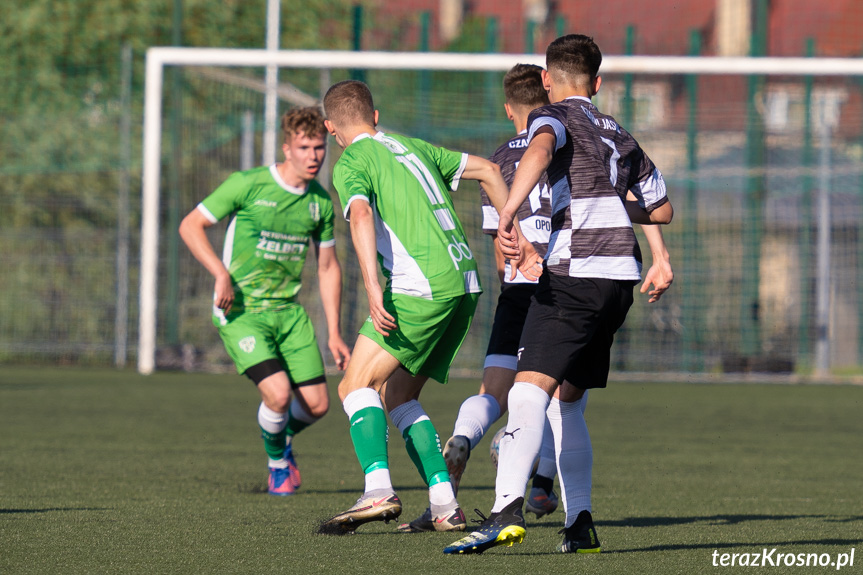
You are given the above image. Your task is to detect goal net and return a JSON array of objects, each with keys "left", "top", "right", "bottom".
[{"left": 139, "top": 48, "right": 863, "bottom": 377}]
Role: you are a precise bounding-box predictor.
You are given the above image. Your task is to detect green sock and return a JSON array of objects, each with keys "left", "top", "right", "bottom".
[
  {"left": 285, "top": 409, "right": 313, "bottom": 437},
  {"left": 349, "top": 406, "right": 390, "bottom": 473},
  {"left": 402, "top": 419, "right": 449, "bottom": 486},
  {"left": 260, "top": 427, "right": 286, "bottom": 461}
]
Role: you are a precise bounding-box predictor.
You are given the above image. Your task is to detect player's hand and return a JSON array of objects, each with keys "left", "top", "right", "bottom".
[
  {"left": 516, "top": 242, "right": 544, "bottom": 282},
  {"left": 641, "top": 258, "right": 674, "bottom": 303},
  {"left": 366, "top": 283, "right": 397, "bottom": 337},
  {"left": 497, "top": 212, "right": 520, "bottom": 260},
  {"left": 328, "top": 335, "right": 351, "bottom": 371},
  {"left": 213, "top": 273, "right": 234, "bottom": 313}
]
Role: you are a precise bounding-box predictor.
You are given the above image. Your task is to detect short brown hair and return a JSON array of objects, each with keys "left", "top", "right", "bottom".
[
  {"left": 323, "top": 80, "right": 375, "bottom": 127},
  {"left": 281, "top": 106, "right": 326, "bottom": 144},
  {"left": 546, "top": 34, "right": 602, "bottom": 88},
  {"left": 503, "top": 64, "right": 549, "bottom": 109}
]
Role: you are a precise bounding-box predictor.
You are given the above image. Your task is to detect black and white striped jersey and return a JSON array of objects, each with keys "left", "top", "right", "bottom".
[
  {"left": 526, "top": 96, "right": 668, "bottom": 280},
  {"left": 480, "top": 131, "right": 553, "bottom": 284}
]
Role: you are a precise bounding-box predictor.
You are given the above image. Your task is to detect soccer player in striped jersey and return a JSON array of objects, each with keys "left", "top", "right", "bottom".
[
  {"left": 318, "top": 80, "right": 516, "bottom": 535},
  {"left": 446, "top": 34, "right": 674, "bottom": 555},
  {"left": 179, "top": 107, "right": 351, "bottom": 497},
  {"left": 398, "top": 64, "right": 560, "bottom": 533}
]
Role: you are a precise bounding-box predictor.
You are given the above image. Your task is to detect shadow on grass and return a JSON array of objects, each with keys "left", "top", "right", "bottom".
[
  {"left": 236, "top": 484, "right": 433, "bottom": 496},
  {"left": 0, "top": 507, "right": 111, "bottom": 514},
  {"left": 531, "top": 514, "right": 863, "bottom": 530},
  {"left": 607, "top": 538, "right": 863, "bottom": 554},
  {"left": 497, "top": 537, "right": 863, "bottom": 556}
]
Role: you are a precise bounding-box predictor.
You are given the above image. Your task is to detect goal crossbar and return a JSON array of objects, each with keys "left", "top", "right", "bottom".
[{"left": 138, "top": 47, "right": 863, "bottom": 374}]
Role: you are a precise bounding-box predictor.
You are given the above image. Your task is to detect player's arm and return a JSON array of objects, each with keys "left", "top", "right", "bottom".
[
  {"left": 639, "top": 224, "right": 673, "bottom": 303},
  {"left": 347, "top": 200, "right": 397, "bottom": 337},
  {"left": 178, "top": 209, "right": 234, "bottom": 312},
  {"left": 314, "top": 243, "right": 351, "bottom": 370},
  {"left": 462, "top": 155, "right": 541, "bottom": 280},
  {"left": 498, "top": 128, "right": 555, "bottom": 260},
  {"left": 491, "top": 236, "right": 506, "bottom": 284},
  {"left": 626, "top": 198, "right": 674, "bottom": 225},
  {"left": 625, "top": 166, "right": 674, "bottom": 225}
]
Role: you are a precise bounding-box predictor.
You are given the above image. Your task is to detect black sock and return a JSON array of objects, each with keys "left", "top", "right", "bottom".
[{"left": 532, "top": 473, "right": 554, "bottom": 495}]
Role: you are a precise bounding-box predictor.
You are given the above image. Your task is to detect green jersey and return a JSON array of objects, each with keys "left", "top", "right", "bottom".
[
  {"left": 332, "top": 131, "right": 481, "bottom": 300},
  {"left": 198, "top": 165, "right": 335, "bottom": 321}
]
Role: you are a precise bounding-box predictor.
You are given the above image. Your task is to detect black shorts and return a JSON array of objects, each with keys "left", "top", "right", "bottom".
[
  {"left": 485, "top": 283, "right": 538, "bottom": 360},
  {"left": 516, "top": 273, "right": 636, "bottom": 389}
]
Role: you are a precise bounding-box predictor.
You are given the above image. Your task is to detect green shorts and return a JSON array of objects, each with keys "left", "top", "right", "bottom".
[
  {"left": 216, "top": 304, "right": 325, "bottom": 386},
  {"left": 359, "top": 292, "right": 480, "bottom": 384}
]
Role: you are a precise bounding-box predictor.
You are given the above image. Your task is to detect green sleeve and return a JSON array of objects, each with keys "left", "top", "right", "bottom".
[
  {"left": 199, "top": 171, "right": 248, "bottom": 221},
  {"left": 410, "top": 138, "right": 466, "bottom": 191},
  {"left": 332, "top": 153, "right": 374, "bottom": 219}
]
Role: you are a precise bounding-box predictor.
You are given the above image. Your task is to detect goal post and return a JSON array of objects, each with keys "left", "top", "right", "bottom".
[{"left": 139, "top": 47, "right": 863, "bottom": 375}]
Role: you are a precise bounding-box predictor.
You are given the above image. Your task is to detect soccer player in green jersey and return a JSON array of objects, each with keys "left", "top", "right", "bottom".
[
  {"left": 317, "top": 80, "right": 520, "bottom": 535},
  {"left": 179, "top": 106, "right": 351, "bottom": 496}
]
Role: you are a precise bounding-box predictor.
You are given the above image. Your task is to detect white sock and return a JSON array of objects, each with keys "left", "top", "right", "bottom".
[
  {"left": 429, "top": 481, "right": 456, "bottom": 507},
  {"left": 547, "top": 394, "right": 592, "bottom": 527},
  {"left": 535, "top": 413, "right": 557, "bottom": 479},
  {"left": 342, "top": 387, "right": 382, "bottom": 418},
  {"left": 258, "top": 402, "right": 288, "bottom": 434},
  {"left": 388, "top": 399, "right": 428, "bottom": 433},
  {"left": 364, "top": 468, "right": 393, "bottom": 494},
  {"left": 492, "top": 382, "right": 550, "bottom": 512},
  {"left": 452, "top": 394, "right": 501, "bottom": 449}
]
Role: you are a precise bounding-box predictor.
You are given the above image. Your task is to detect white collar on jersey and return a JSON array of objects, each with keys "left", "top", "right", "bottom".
[
  {"left": 350, "top": 131, "right": 382, "bottom": 144},
  {"left": 269, "top": 164, "right": 308, "bottom": 196},
  {"left": 564, "top": 96, "right": 593, "bottom": 104}
]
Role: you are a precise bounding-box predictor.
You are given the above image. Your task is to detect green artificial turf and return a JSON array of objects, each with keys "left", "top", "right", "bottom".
[{"left": 1, "top": 368, "right": 860, "bottom": 574}]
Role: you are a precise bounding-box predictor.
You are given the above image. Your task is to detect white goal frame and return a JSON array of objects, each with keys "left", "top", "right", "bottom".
[{"left": 138, "top": 47, "right": 863, "bottom": 374}]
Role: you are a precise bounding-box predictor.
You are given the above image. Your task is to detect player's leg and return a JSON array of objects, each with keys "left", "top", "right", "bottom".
[
  {"left": 443, "top": 366, "right": 511, "bottom": 493},
  {"left": 217, "top": 312, "right": 298, "bottom": 496},
  {"left": 553, "top": 278, "right": 635, "bottom": 553},
  {"left": 277, "top": 380, "right": 327, "bottom": 490},
  {"left": 444, "top": 370, "right": 553, "bottom": 555},
  {"left": 446, "top": 275, "right": 594, "bottom": 554},
  {"left": 548, "top": 384, "right": 598, "bottom": 552},
  {"left": 393, "top": 293, "right": 479, "bottom": 533},
  {"left": 319, "top": 335, "right": 404, "bottom": 534},
  {"left": 273, "top": 305, "right": 330, "bottom": 490},
  {"left": 385, "top": 369, "right": 465, "bottom": 532},
  {"left": 526, "top": 408, "right": 561, "bottom": 518},
  {"left": 252, "top": 365, "right": 298, "bottom": 496},
  {"left": 446, "top": 285, "right": 533, "bottom": 493}
]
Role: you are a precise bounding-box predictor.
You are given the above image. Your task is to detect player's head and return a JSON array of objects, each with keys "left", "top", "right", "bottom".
[
  {"left": 281, "top": 106, "right": 327, "bottom": 144},
  {"left": 279, "top": 106, "right": 327, "bottom": 183},
  {"left": 503, "top": 64, "right": 549, "bottom": 129},
  {"left": 504, "top": 64, "right": 549, "bottom": 110},
  {"left": 323, "top": 80, "right": 377, "bottom": 148},
  {"left": 546, "top": 34, "right": 602, "bottom": 96}
]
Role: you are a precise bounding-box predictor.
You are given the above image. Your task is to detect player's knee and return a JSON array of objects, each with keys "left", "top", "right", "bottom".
[
  {"left": 271, "top": 396, "right": 291, "bottom": 413},
  {"left": 262, "top": 387, "right": 291, "bottom": 412},
  {"left": 304, "top": 398, "right": 329, "bottom": 419}
]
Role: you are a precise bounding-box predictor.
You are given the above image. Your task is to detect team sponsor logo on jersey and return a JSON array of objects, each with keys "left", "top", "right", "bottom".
[
  {"left": 508, "top": 137, "right": 529, "bottom": 149},
  {"left": 309, "top": 202, "right": 320, "bottom": 222},
  {"left": 447, "top": 233, "right": 474, "bottom": 270},
  {"left": 238, "top": 336, "right": 256, "bottom": 353},
  {"left": 254, "top": 199, "right": 278, "bottom": 208},
  {"left": 256, "top": 232, "right": 307, "bottom": 257}
]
